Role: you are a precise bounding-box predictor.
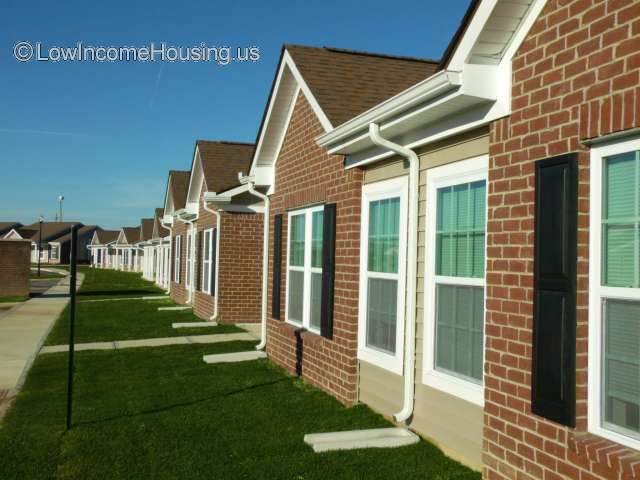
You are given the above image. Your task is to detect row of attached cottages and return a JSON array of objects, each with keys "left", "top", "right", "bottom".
[{"left": 88, "top": 1, "right": 640, "bottom": 478}]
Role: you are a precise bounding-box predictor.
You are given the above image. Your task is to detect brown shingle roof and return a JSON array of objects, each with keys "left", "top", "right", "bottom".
[
  {"left": 54, "top": 226, "right": 101, "bottom": 244},
  {"left": 196, "top": 140, "right": 254, "bottom": 194},
  {"left": 23, "top": 222, "right": 82, "bottom": 242},
  {"left": 153, "top": 208, "right": 169, "bottom": 238},
  {"left": 139, "top": 218, "right": 154, "bottom": 242},
  {"left": 96, "top": 230, "right": 120, "bottom": 244},
  {"left": 121, "top": 227, "right": 140, "bottom": 244},
  {"left": 0, "top": 222, "right": 22, "bottom": 235},
  {"left": 169, "top": 170, "right": 190, "bottom": 211},
  {"left": 285, "top": 44, "right": 439, "bottom": 127}
]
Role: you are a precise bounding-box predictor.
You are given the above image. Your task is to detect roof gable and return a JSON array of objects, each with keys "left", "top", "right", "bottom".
[
  {"left": 139, "top": 219, "right": 154, "bottom": 242},
  {"left": 163, "top": 170, "right": 190, "bottom": 216},
  {"left": 250, "top": 44, "right": 438, "bottom": 177}
]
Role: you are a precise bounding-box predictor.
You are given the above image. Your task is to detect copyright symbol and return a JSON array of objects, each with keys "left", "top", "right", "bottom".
[{"left": 14, "top": 41, "right": 34, "bottom": 62}]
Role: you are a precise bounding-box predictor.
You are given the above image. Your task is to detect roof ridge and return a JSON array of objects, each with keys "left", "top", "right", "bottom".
[
  {"left": 196, "top": 139, "right": 255, "bottom": 147},
  {"left": 285, "top": 43, "right": 440, "bottom": 64}
]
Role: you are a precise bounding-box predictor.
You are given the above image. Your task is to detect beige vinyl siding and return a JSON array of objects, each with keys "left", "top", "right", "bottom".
[
  {"left": 358, "top": 360, "right": 403, "bottom": 415},
  {"left": 356, "top": 128, "right": 488, "bottom": 470},
  {"left": 411, "top": 127, "right": 489, "bottom": 470},
  {"left": 363, "top": 158, "right": 408, "bottom": 184}
]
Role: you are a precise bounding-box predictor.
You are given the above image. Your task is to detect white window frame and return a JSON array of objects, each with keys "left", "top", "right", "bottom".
[
  {"left": 422, "top": 155, "right": 488, "bottom": 407},
  {"left": 185, "top": 231, "right": 192, "bottom": 288},
  {"left": 358, "top": 176, "right": 408, "bottom": 375},
  {"left": 174, "top": 235, "right": 181, "bottom": 283},
  {"left": 285, "top": 205, "right": 324, "bottom": 334},
  {"left": 202, "top": 228, "right": 213, "bottom": 294},
  {"left": 588, "top": 137, "right": 640, "bottom": 450}
]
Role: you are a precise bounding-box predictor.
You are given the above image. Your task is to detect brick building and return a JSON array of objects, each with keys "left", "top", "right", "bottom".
[
  {"left": 181, "top": 140, "right": 264, "bottom": 324},
  {"left": 319, "top": 0, "right": 640, "bottom": 476},
  {"left": 249, "top": 45, "right": 439, "bottom": 404},
  {"left": 0, "top": 239, "right": 30, "bottom": 298}
]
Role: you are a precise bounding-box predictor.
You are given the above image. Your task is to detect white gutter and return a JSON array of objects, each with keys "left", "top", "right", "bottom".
[
  {"left": 239, "top": 173, "right": 269, "bottom": 351},
  {"left": 317, "top": 71, "right": 461, "bottom": 148},
  {"left": 368, "top": 123, "right": 418, "bottom": 423},
  {"left": 160, "top": 219, "right": 173, "bottom": 294},
  {"left": 202, "top": 196, "right": 222, "bottom": 323}
]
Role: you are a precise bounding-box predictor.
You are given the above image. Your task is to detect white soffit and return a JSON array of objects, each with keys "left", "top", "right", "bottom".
[{"left": 468, "top": 0, "right": 536, "bottom": 65}]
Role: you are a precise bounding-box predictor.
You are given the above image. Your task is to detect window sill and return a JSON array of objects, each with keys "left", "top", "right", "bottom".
[
  {"left": 358, "top": 348, "right": 403, "bottom": 376},
  {"left": 569, "top": 432, "right": 640, "bottom": 478},
  {"left": 422, "top": 370, "right": 483, "bottom": 407}
]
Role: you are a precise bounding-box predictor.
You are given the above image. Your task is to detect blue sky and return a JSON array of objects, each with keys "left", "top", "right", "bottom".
[{"left": 0, "top": 0, "right": 470, "bottom": 230}]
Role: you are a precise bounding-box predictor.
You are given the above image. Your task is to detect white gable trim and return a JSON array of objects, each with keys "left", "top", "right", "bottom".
[
  {"left": 2, "top": 228, "right": 24, "bottom": 240},
  {"left": 185, "top": 148, "right": 204, "bottom": 216},
  {"left": 250, "top": 49, "right": 332, "bottom": 184}
]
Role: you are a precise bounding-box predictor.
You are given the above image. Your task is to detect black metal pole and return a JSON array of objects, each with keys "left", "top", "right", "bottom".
[
  {"left": 66, "top": 224, "right": 79, "bottom": 430},
  {"left": 37, "top": 220, "right": 42, "bottom": 277}
]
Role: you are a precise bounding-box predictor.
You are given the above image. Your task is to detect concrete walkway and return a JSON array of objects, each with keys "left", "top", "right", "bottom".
[
  {"left": 40, "top": 331, "right": 257, "bottom": 354},
  {"left": 0, "top": 271, "right": 82, "bottom": 416}
]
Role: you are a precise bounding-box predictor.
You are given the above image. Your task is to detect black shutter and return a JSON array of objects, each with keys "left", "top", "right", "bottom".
[
  {"left": 272, "top": 214, "right": 282, "bottom": 319},
  {"left": 196, "top": 231, "right": 203, "bottom": 291},
  {"left": 532, "top": 153, "right": 577, "bottom": 427},
  {"left": 320, "top": 204, "right": 337, "bottom": 339},
  {"left": 211, "top": 229, "right": 217, "bottom": 296}
]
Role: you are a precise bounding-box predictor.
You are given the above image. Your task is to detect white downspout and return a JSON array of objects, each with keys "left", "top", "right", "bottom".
[
  {"left": 368, "top": 123, "right": 419, "bottom": 423},
  {"left": 244, "top": 181, "right": 270, "bottom": 351},
  {"left": 202, "top": 197, "right": 221, "bottom": 323},
  {"left": 161, "top": 220, "right": 173, "bottom": 294}
]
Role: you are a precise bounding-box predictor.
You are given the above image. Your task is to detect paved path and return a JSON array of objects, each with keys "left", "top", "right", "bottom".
[
  {"left": 0, "top": 272, "right": 82, "bottom": 413},
  {"left": 40, "top": 331, "right": 257, "bottom": 354}
]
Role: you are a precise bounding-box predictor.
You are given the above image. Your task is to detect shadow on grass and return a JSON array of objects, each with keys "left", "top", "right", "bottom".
[
  {"left": 72, "top": 378, "right": 288, "bottom": 428},
  {"left": 78, "top": 290, "right": 162, "bottom": 297}
]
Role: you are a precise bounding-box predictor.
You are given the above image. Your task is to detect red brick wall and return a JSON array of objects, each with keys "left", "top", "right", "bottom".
[
  {"left": 0, "top": 240, "right": 30, "bottom": 297},
  {"left": 266, "top": 92, "right": 363, "bottom": 405},
  {"left": 191, "top": 188, "right": 264, "bottom": 324},
  {"left": 216, "top": 211, "right": 263, "bottom": 324},
  {"left": 169, "top": 221, "right": 188, "bottom": 305},
  {"left": 484, "top": 1, "right": 640, "bottom": 479}
]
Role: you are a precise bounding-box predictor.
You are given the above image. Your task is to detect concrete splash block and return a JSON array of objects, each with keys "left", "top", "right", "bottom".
[
  {"left": 202, "top": 351, "right": 267, "bottom": 364},
  {"left": 304, "top": 428, "right": 419, "bottom": 453},
  {"left": 158, "top": 306, "right": 191, "bottom": 311},
  {"left": 172, "top": 322, "right": 218, "bottom": 328},
  {"left": 143, "top": 295, "right": 169, "bottom": 300}
]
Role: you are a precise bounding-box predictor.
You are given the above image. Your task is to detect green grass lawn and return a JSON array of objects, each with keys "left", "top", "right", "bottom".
[
  {"left": 76, "top": 268, "right": 164, "bottom": 300},
  {"left": 44, "top": 266, "right": 239, "bottom": 344},
  {"left": 0, "top": 342, "right": 479, "bottom": 480},
  {"left": 45, "top": 298, "right": 241, "bottom": 345},
  {"left": 0, "top": 295, "right": 29, "bottom": 303}
]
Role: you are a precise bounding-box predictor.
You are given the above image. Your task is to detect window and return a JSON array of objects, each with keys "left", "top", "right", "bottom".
[
  {"left": 202, "top": 229, "right": 213, "bottom": 294},
  {"left": 589, "top": 138, "right": 640, "bottom": 450},
  {"left": 51, "top": 245, "right": 59, "bottom": 260},
  {"left": 358, "top": 177, "right": 408, "bottom": 374},
  {"left": 423, "top": 155, "right": 488, "bottom": 406},
  {"left": 185, "top": 232, "right": 192, "bottom": 287},
  {"left": 286, "top": 205, "right": 324, "bottom": 332},
  {"left": 174, "top": 235, "right": 181, "bottom": 283}
]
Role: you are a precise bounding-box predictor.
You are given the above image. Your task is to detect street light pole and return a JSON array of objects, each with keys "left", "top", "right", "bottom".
[
  {"left": 58, "top": 195, "right": 64, "bottom": 222},
  {"left": 37, "top": 216, "right": 43, "bottom": 277}
]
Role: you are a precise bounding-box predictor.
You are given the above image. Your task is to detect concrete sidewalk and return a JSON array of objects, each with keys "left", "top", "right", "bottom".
[
  {"left": 0, "top": 272, "right": 82, "bottom": 417},
  {"left": 40, "top": 331, "right": 257, "bottom": 354}
]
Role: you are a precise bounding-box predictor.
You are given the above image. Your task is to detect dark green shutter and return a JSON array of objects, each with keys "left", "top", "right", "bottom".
[
  {"left": 272, "top": 214, "right": 282, "bottom": 319},
  {"left": 320, "top": 203, "right": 336, "bottom": 339},
  {"left": 532, "top": 153, "right": 577, "bottom": 427},
  {"left": 211, "top": 229, "right": 217, "bottom": 296}
]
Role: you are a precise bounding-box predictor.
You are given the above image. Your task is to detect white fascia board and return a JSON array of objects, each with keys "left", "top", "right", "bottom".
[
  {"left": 203, "top": 183, "right": 249, "bottom": 203},
  {"left": 448, "top": 0, "right": 500, "bottom": 71},
  {"left": 317, "top": 70, "right": 461, "bottom": 149}
]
